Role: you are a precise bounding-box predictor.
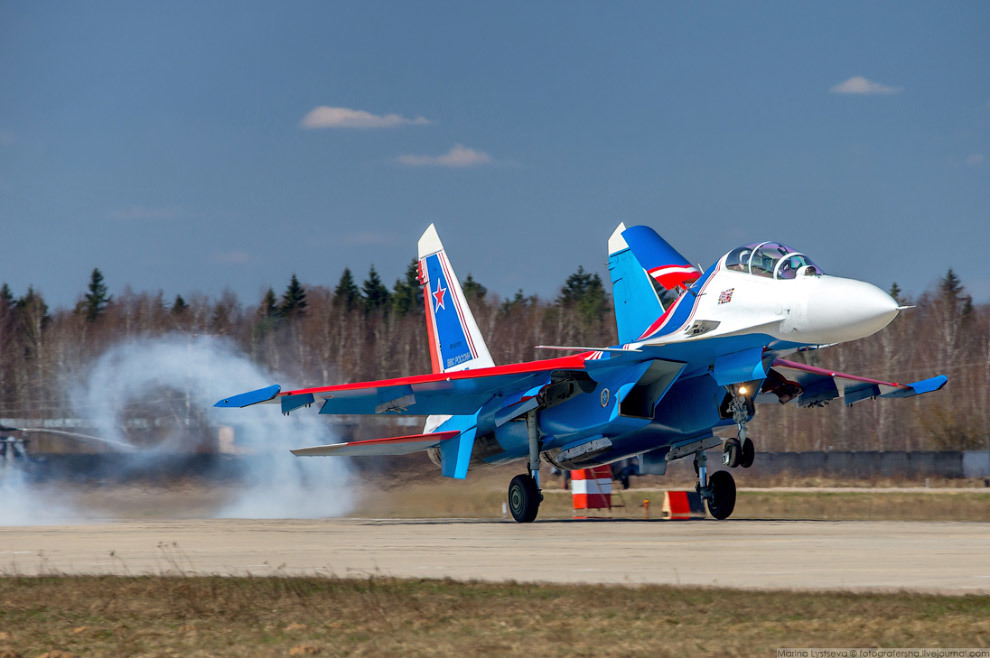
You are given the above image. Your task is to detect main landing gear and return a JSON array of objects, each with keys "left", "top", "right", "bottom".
[
  {"left": 508, "top": 410, "right": 543, "bottom": 523},
  {"left": 694, "top": 450, "right": 736, "bottom": 520}
]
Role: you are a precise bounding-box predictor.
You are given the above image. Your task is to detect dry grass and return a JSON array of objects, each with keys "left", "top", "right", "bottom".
[
  {"left": 732, "top": 491, "right": 990, "bottom": 521},
  {"left": 352, "top": 470, "right": 990, "bottom": 521},
  {"left": 0, "top": 575, "right": 986, "bottom": 657}
]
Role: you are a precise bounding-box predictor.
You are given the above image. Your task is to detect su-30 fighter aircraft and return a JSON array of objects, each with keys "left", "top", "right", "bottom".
[{"left": 216, "top": 224, "right": 947, "bottom": 522}]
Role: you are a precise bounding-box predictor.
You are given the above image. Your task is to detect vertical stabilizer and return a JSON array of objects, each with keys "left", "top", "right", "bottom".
[
  {"left": 621, "top": 225, "right": 701, "bottom": 291},
  {"left": 608, "top": 223, "right": 666, "bottom": 344},
  {"left": 417, "top": 224, "right": 495, "bottom": 374}
]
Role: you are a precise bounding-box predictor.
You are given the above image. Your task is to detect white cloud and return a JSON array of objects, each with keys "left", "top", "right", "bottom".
[
  {"left": 300, "top": 106, "right": 431, "bottom": 129},
  {"left": 965, "top": 153, "right": 984, "bottom": 166},
  {"left": 394, "top": 144, "right": 493, "bottom": 168},
  {"left": 829, "top": 76, "right": 902, "bottom": 95}
]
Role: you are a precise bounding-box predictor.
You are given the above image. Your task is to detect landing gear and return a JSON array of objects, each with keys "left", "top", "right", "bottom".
[
  {"left": 706, "top": 470, "right": 736, "bottom": 520},
  {"left": 508, "top": 474, "right": 541, "bottom": 523},
  {"left": 739, "top": 437, "right": 754, "bottom": 468},
  {"left": 694, "top": 449, "right": 737, "bottom": 520},
  {"left": 722, "top": 438, "right": 741, "bottom": 468},
  {"left": 723, "top": 390, "right": 757, "bottom": 469},
  {"left": 722, "top": 436, "right": 754, "bottom": 468},
  {"left": 507, "top": 409, "right": 543, "bottom": 523}
]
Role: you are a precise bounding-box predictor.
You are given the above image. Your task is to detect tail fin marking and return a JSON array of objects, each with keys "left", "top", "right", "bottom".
[
  {"left": 417, "top": 224, "right": 494, "bottom": 374},
  {"left": 621, "top": 225, "right": 701, "bottom": 290}
]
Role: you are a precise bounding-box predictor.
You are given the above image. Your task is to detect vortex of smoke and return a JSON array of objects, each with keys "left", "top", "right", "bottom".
[{"left": 70, "top": 333, "right": 354, "bottom": 519}]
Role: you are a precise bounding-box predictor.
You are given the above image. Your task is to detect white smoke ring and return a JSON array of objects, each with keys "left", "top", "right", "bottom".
[{"left": 65, "top": 333, "right": 354, "bottom": 519}]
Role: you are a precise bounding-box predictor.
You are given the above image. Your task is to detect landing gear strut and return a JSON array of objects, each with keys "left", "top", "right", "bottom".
[
  {"left": 695, "top": 449, "right": 736, "bottom": 520},
  {"left": 723, "top": 392, "right": 756, "bottom": 469},
  {"left": 507, "top": 410, "right": 543, "bottom": 523}
]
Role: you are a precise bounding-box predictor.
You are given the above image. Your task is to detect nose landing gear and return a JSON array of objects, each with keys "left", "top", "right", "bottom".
[{"left": 723, "top": 392, "right": 756, "bottom": 469}]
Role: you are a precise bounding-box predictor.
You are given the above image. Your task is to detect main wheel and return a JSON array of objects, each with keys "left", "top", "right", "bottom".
[
  {"left": 723, "top": 438, "right": 741, "bottom": 468},
  {"left": 706, "top": 470, "right": 736, "bottom": 520},
  {"left": 739, "top": 437, "right": 755, "bottom": 468},
  {"left": 507, "top": 474, "right": 541, "bottom": 523}
]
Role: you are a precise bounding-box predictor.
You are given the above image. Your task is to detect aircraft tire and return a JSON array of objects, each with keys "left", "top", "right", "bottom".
[
  {"left": 508, "top": 474, "right": 540, "bottom": 523},
  {"left": 723, "top": 438, "right": 741, "bottom": 468},
  {"left": 706, "top": 470, "right": 736, "bottom": 520},
  {"left": 740, "top": 438, "right": 755, "bottom": 468}
]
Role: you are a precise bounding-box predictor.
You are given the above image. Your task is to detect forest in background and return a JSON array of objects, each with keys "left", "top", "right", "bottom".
[{"left": 0, "top": 261, "right": 986, "bottom": 453}]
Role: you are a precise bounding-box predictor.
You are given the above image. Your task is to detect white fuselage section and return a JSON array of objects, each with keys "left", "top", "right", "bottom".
[{"left": 631, "top": 266, "right": 900, "bottom": 350}]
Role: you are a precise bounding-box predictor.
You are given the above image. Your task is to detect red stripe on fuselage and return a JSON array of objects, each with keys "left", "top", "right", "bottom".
[
  {"left": 340, "top": 430, "right": 459, "bottom": 447},
  {"left": 281, "top": 353, "right": 591, "bottom": 398}
]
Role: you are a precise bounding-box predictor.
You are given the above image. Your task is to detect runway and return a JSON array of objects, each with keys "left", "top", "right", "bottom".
[{"left": 2, "top": 518, "right": 988, "bottom": 593}]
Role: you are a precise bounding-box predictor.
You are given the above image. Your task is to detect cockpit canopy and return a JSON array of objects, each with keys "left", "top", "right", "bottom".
[{"left": 724, "top": 242, "right": 823, "bottom": 280}]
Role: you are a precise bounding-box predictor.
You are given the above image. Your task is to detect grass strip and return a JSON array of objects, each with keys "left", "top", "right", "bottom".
[{"left": 0, "top": 575, "right": 986, "bottom": 657}]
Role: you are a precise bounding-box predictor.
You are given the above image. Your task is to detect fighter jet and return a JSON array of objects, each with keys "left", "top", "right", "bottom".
[{"left": 216, "top": 224, "right": 946, "bottom": 522}]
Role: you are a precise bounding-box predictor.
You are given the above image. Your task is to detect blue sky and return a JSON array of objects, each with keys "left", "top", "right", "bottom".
[{"left": 1, "top": 1, "right": 988, "bottom": 309}]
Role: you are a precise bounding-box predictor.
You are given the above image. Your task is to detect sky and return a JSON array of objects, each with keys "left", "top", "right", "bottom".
[{"left": 1, "top": 1, "right": 988, "bottom": 310}]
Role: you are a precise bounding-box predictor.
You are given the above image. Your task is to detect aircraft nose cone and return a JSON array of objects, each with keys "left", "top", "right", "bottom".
[{"left": 802, "top": 277, "right": 899, "bottom": 343}]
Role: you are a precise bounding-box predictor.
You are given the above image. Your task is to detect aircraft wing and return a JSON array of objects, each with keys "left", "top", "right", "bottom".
[
  {"left": 214, "top": 353, "right": 594, "bottom": 417},
  {"left": 767, "top": 358, "right": 947, "bottom": 407}
]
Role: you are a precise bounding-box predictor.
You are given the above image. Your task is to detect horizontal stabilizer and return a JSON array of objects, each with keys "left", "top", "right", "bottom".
[
  {"left": 214, "top": 385, "right": 281, "bottom": 408},
  {"left": 769, "top": 359, "right": 948, "bottom": 407},
  {"left": 291, "top": 431, "right": 459, "bottom": 457}
]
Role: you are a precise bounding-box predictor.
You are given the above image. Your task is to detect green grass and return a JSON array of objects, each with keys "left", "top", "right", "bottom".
[{"left": 0, "top": 576, "right": 986, "bottom": 657}]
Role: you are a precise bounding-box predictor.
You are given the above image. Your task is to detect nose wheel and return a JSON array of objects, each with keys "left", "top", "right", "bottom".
[
  {"left": 724, "top": 436, "right": 755, "bottom": 468},
  {"left": 724, "top": 391, "right": 757, "bottom": 469},
  {"left": 739, "top": 437, "right": 754, "bottom": 468}
]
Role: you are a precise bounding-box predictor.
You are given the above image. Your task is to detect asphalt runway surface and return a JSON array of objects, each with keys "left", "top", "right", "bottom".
[{"left": 3, "top": 518, "right": 989, "bottom": 593}]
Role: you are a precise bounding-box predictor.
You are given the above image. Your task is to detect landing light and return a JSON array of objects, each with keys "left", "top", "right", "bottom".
[{"left": 737, "top": 385, "right": 749, "bottom": 396}]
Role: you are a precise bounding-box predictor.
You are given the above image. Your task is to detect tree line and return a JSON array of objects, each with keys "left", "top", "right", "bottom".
[{"left": 0, "top": 263, "right": 986, "bottom": 452}]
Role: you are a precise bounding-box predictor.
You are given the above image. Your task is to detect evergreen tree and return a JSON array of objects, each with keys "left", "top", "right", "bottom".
[
  {"left": 390, "top": 259, "right": 422, "bottom": 317},
  {"left": 16, "top": 286, "right": 49, "bottom": 359},
  {"left": 279, "top": 274, "right": 308, "bottom": 319},
  {"left": 558, "top": 266, "right": 607, "bottom": 323},
  {"left": 0, "top": 283, "right": 14, "bottom": 354},
  {"left": 462, "top": 274, "right": 487, "bottom": 303},
  {"left": 939, "top": 268, "right": 973, "bottom": 318},
  {"left": 333, "top": 268, "right": 361, "bottom": 311},
  {"left": 258, "top": 288, "right": 278, "bottom": 319},
  {"left": 889, "top": 282, "right": 904, "bottom": 305},
  {"left": 171, "top": 294, "right": 189, "bottom": 315},
  {"left": 0, "top": 283, "right": 14, "bottom": 317},
  {"left": 500, "top": 289, "right": 529, "bottom": 315},
  {"left": 82, "top": 268, "right": 112, "bottom": 322},
  {"left": 362, "top": 265, "right": 390, "bottom": 312}
]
